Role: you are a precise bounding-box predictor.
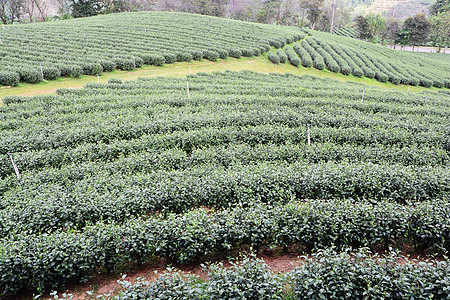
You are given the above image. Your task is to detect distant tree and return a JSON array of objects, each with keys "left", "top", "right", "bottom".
[
  {"left": 430, "top": 0, "right": 450, "bottom": 15},
  {"left": 355, "top": 13, "right": 385, "bottom": 42},
  {"left": 300, "top": 0, "right": 325, "bottom": 29},
  {"left": 395, "top": 29, "right": 410, "bottom": 49},
  {"left": 381, "top": 18, "right": 400, "bottom": 45},
  {"left": 0, "top": 0, "right": 25, "bottom": 23},
  {"left": 403, "top": 13, "right": 431, "bottom": 50},
  {"left": 71, "top": 0, "right": 102, "bottom": 17},
  {"left": 429, "top": 11, "right": 450, "bottom": 52}
]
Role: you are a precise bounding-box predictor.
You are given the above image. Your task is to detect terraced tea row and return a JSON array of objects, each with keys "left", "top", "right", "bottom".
[
  {"left": 268, "top": 31, "right": 450, "bottom": 88},
  {"left": 0, "top": 12, "right": 303, "bottom": 86},
  {"left": 0, "top": 71, "right": 449, "bottom": 296}
]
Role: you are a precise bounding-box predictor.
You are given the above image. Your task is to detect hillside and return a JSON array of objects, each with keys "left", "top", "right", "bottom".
[
  {"left": 0, "top": 71, "right": 449, "bottom": 297},
  {"left": 268, "top": 28, "right": 450, "bottom": 88},
  {"left": 0, "top": 11, "right": 302, "bottom": 87},
  {"left": 360, "top": 0, "right": 433, "bottom": 18}
]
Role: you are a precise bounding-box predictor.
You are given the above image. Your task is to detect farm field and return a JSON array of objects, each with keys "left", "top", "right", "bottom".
[
  {"left": 0, "top": 71, "right": 449, "bottom": 298},
  {"left": 1, "top": 11, "right": 449, "bottom": 90},
  {"left": 269, "top": 29, "right": 450, "bottom": 88}
]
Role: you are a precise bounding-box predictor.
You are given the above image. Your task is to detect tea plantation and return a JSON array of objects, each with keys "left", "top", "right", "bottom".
[
  {"left": 0, "top": 71, "right": 449, "bottom": 297},
  {"left": 269, "top": 29, "right": 450, "bottom": 88},
  {"left": 0, "top": 11, "right": 303, "bottom": 87}
]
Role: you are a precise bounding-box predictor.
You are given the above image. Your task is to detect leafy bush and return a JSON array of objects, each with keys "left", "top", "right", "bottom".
[
  {"left": 284, "top": 46, "right": 300, "bottom": 67},
  {"left": 163, "top": 53, "right": 177, "bottom": 64},
  {"left": 98, "top": 60, "right": 116, "bottom": 72},
  {"left": 82, "top": 62, "right": 103, "bottom": 75},
  {"left": 276, "top": 49, "right": 287, "bottom": 63},
  {"left": 290, "top": 248, "right": 450, "bottom": 300},
  {"left": 0, "top": 71, "right": 19, "bottom": 87},
  {"left": 267, "top": 52, "right": 280, "bottom": 64},
  {"left": 176, "top": 52, "right": 193, "bottom": 62},
  {"left": 42, "top": 66, "right": 61, "bottom": 80},
  {"left": 17, "top": 67, "right": 43, "bottom": 84},
  {"left": 228, "top": 48, "right": 242, "bottom": 58},
  {"left": 203, "top": 50, "right": 219, "bottom": 61},
  {"left": 141, "top": 54, "right": 165, "bottom": 66}
]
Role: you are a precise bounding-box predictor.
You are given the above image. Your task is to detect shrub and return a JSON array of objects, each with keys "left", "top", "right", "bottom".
[
  {"left": 190, "top": 50, "right": 203, "bottom": 61},
  {"left": 241, "top": 48, "right": 254, "bottom": 57},
  {"left": 203, "top": 50, "right": 219, "bottom": 61},
  {"left": 98, "top": 60, "right": 116, "bottom": 72},
  {"left": 267, "top": 52, "right": 280, "bottom": 64},
  {"left": 17, "top": 67, "right": 43, "bottom": 84},
  {"left": 141, "top": 54, "right": 165, "bottom": 66},
  {"left": 269, "top": 40, "right": 282, "bottom": 49},
  {"left": 176, "top": 52, "right": 192, "bottom": 62},
  {"left": 42, "top": 66, "right": 61, "bottom": 80},
  {"left": 228, "top": 48, "right": 242, "bottom": 58},
  {"left": 276, "top": 49, "right": 287, "bottom": 63},
  {"left": 0, "top": 71, "right": 19, "bottom": 87},
  {"left": 113, "top": 58, "right": 134, "bottom": 71},
  {"left": 284, "top": 46, "right": 300, "bottom": 67},
  {"left": 82, "top": 62, "right": 103, "bottom": 75},
  {"left": 2, "top": 95, "right": 27, "bottom": 104},
  {"left": 163, "top": 53, "right": 177, "bottom": 64},
  {"left": 71, "top": 65, "right": 83, "bottom": 77},
  {"left": 216, "top": 49, "right": 229, "bottom": 59}
]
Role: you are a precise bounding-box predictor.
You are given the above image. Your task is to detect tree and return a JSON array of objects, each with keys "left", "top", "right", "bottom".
[
  {"left": 429, "top": 11, "right": 450, "bottom": 52},
  {"left": 403, "top": 13, "right": 431, "bottom": 50},
  {"left": 430, "top": 0, "right": 450, "bottom": 15},
  {"left": 395, "top": 29, "right": 410, "bottom": 49},
  {"left": 355, "top": 13, "right": 385, "bottom": 42},
  {"left": 0, "top": 0, "right": 25, "bottom": 24},
  {"left": 71, "top": 0, "right": 102, "bottom": 17},
  {"left": 300, "top": 0, "right": 325, "bottom": 29},
  {"left": 381, "top": 18, "right": 400, "bottom": 45}
]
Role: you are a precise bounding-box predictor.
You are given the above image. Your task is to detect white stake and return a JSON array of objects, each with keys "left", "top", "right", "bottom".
[
  {"left": 186, "top": 78, "right": 190, "bottom": 98},
  {"left": 97, "top": 74, "right": 100, "bottom": 83},
  {"left": 133, "top": 56, "right": 136, "bottom": 69},
  {"left": 407, "top": 86, "right": 410, "bottom": 92},
  {"left": 40, "top": 63, "right": 44, "bottom": 79},
  {"left": 7, "top": 153, "right": 20, "bottom": 179},
  {"left": 2, "top": 24, "right": 4, "bottom": 30},
  {"left": 361, "top": 87, "right": 365, "bottom": 103},
  {"left": 307, "top": 124, "right": 311, "bottom": 146}
]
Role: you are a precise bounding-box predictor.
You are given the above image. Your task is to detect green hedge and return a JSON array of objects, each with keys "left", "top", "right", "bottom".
[
  {"left": 0, "top": 199, "right": 448, "bottom": 295},
  {"left": 111, "top": 250, "right": 450, "bottom": 300}
]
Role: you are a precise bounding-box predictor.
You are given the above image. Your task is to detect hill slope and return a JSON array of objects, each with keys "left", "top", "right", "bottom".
[
  {"left": 269, "top": 29, "right": 450, "bottom": 88},
  {"left": 0, "top": 71, "right": 449, "bottom": 296},
  {"left": 0, "top": 11, "right": 302, "bottom": 87}
]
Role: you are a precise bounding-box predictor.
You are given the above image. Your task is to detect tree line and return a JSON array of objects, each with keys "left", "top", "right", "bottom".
[{"left": 355, "top": 1, "right": 449, "bottom": 52}]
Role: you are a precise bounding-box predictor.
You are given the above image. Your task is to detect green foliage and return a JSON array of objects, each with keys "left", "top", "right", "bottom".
[
  {"left": 267, "top": 52, "right": 280, "bottom": 64},
  {"left": 290, "top": 248, "right": 450, "bottom": 299},
  {"left": 0, "top": 71, "right": 449, "bottom": 296},
  {"left": 0, "top": 71, "right": 19, "bottom": 87},
  {"left": 0, "top": 12, "right": 303, "bottom": 86}
]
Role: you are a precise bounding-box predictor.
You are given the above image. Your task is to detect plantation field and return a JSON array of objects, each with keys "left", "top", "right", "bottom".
[
  {"left": 268, "top": 29, "right": 450, "bottom": 88},
  {"left": 0, "top": 71, "right": 449, "bottom": 297},
  {"left": 0, "top": 11, "right": 302, "bottom": 87}
]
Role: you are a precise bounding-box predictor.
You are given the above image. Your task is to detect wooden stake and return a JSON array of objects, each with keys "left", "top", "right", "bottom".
[
  {"left": 307, "top": 124, "right": 311, "bottom": 146},
  {"left": 186, "top": 78, "right": 190, "bottom": 98},
  {"left": 7, "top": 153, "right": 20, "bottom": 179}
]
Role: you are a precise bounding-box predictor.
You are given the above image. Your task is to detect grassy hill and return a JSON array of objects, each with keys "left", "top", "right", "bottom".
[
  {"left": 0, "top": 71, "right": 449, "bottom": 296},
  {"left": 268, "top": 29, "right": 450, "bottom": 88},
  {"left": 0, "top": 11, "right": 302, "bottom": 87}
]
